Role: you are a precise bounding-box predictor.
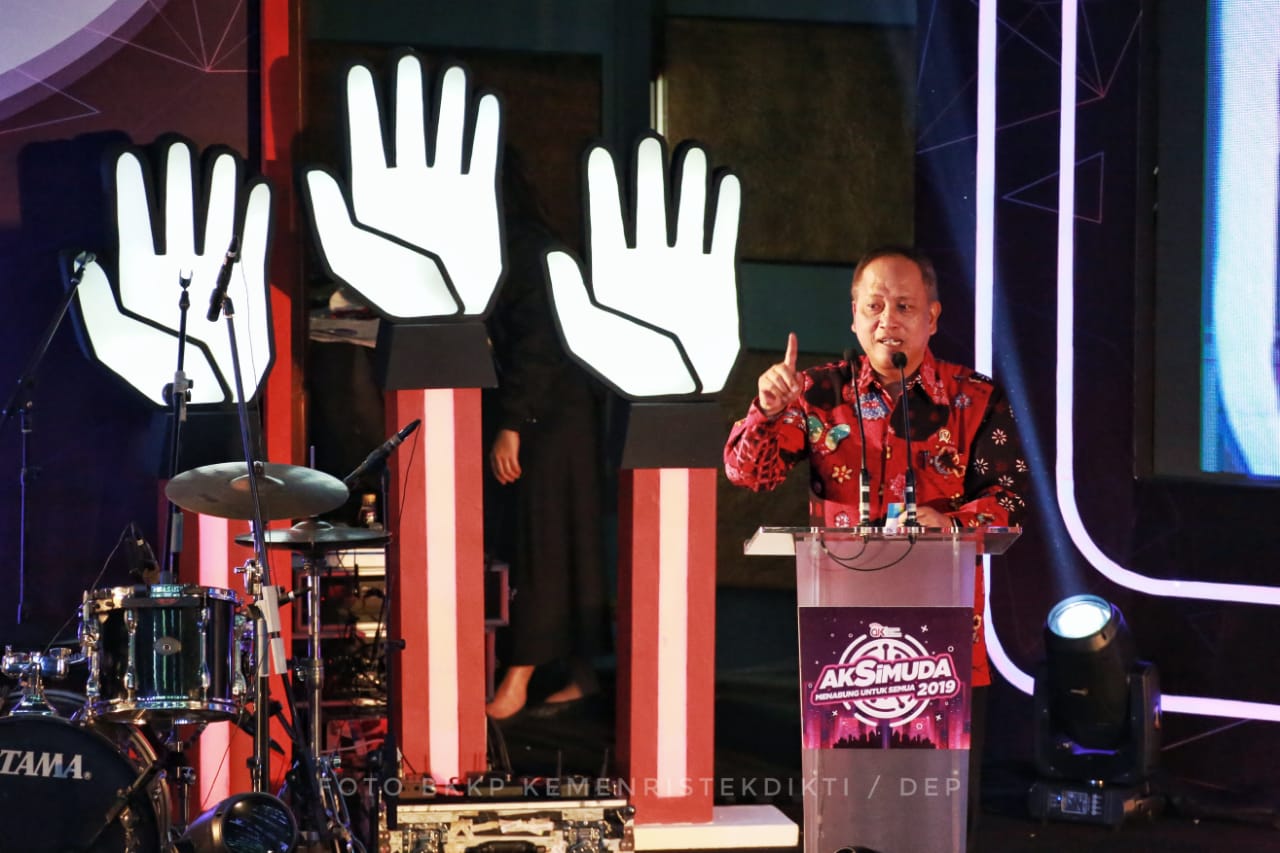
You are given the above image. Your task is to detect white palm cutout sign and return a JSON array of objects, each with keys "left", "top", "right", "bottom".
[
  {"left": 301, "top": 56, "right": 503, "bottom": 318},
  {"left": 74, "top": 139, "right": 273, "bottom": 406},
  {"left": 546, "top": 136, "right": 742, "bottom": 398}
]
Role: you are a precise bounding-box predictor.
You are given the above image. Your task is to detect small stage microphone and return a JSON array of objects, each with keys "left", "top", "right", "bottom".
[
  {"left": 206, "top": 236, "right": 240, "bottom": 322},
  {"left": 891, "top": 351, "right": 918, "bottom": 531},
  {"left": 126, "top": 522, "right": 160, "bottom": 582},
  {"left": 343, "top": 419, "right": 422, "bottom": 486},
  {"left": 66, "top": 251, "right": 95, "bottom": 287},
  {"left": 844, "top": 347, "right": 872, "bottom": 527}
]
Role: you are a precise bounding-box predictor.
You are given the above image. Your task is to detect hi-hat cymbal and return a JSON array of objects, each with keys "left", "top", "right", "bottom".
[
  {"left": 235, "top": 519, "right": 390, "bottom": 551},
  {"left": 166, "top": 462, "right": 348, "bottom": 520}
]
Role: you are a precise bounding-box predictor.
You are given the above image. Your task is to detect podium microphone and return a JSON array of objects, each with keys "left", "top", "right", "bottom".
[
  {"left": 891, "top": 351, "right": 918, "bottom": 530},
  {"left": 206, "top": 235, "right": 240, "bottom": 322},
  {"left": 343, "top": 419, "right": 421, "bottom": 487},
  {"left": 844, "top": 347, "right": 872, "bottom": 527}
]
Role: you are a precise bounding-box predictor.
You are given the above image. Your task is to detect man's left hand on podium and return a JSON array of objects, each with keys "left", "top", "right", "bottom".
[{"left": 905, "top": 505, "right": 952, "bottom": 529}]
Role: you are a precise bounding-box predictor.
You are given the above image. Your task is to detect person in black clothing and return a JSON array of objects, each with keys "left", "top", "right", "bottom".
[{"left": 483, "top": 147, "right": 608, "bottom": 720}]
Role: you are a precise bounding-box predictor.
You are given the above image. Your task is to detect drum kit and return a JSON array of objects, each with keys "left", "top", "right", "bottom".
[
  {"left": 0, "top": 234, "right": 419, "bottom": 852},
  {"left": 0, "top": 460, "right": 393, "bottom": 853}
]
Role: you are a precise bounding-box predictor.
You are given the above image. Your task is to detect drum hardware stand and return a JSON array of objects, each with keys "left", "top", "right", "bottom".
[
  {"left": 371, "top": 498, "right": 404, "bottom": 839},
  {"left": 316, "top": 752, "right": 362, "bottom": 853},
  {"left": 159, "top": 269, "right": 195, "bottom": 586},
  {"left": 340, "top": 445, "right": 408, "bottom": 845},
  {"left": 80, "top": 590, "right": 103, "bottom": 718},
  {"left": 0, "top": 251, "right": 92, "bottom": 623},
  {"left": 234, "top": 542, "right": 292, "bottom": 792},
  {"left": 299, "top": 547, "right": 337, "bottom": 846},
  {"left": 207, "top": 280, "right": 286, "bottom": 792},
  {"left": 1, "top": 646, "right": 71, "bottom": 716},
  {"left": 79, "top": 755, "right": 163, "bottom": 853},
  {"left": 159, "top": 721, "right": 205, "bottom": 836},
  {"left": 301, "top": 549, "right": 326, "bottom": 772},
  {"left": 284, "top": 544, "right": 368, "bottom": 852},
  {"left": 211, "top": 287, "right": 332, "bottom": 843}
]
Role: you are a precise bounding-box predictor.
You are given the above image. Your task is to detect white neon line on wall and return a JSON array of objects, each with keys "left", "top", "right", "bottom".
[
  {"left": 974, "top": 0, "right": 996, "bottom": 376},
  {"left": 973, "top": 0, "right": 1035, "bottom": 696},
  {"left": 980, "top": 0, "right": 1280, "bottom": 721}
]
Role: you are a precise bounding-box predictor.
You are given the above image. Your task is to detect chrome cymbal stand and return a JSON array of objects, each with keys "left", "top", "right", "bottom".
[
  {"left": 211, "top": 289, "right": 348, "bottom": 847},
  {"left": 301, "top": 548, "right": 325, "bottom": 771},
  {"left": 210, "top": 288, "right": 283, "bottom": 792},
  {"left": 297, "top": 546, "right": 363, "bottom": 852}
]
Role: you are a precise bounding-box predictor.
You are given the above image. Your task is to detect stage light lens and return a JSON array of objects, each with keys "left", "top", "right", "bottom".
[
  {"left": 178, "top": 791, "right": 296, "bottom": 852},
  {"left": 1047, "top": 594, "right": 1113, "bottom": 639}
]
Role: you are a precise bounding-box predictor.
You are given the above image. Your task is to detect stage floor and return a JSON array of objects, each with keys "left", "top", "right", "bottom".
[{"left": 490, "top": 587, "right": 1280, "bottom": 853}]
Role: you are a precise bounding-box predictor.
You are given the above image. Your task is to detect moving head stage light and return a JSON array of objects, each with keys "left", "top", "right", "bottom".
[{"left": 1028, "top": 594, "right": 1163, "bottom": 827}]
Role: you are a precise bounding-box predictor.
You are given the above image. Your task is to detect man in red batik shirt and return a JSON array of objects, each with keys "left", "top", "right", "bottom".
[{"left": 723, "top": 246, "right": 1029, "bottom": 836}]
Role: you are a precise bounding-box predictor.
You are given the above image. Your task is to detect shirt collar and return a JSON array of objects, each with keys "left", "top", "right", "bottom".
[{"left": 853, "top": 348, "right": 951, "bottom": 406}]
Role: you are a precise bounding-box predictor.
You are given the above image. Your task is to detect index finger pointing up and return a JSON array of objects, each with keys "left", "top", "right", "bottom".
[{"left": 784, "top": 332, "right": 798, "bottom": 371}]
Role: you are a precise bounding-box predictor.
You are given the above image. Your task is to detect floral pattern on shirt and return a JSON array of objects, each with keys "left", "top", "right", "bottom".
[{"left": 724, "top": 348, "right": 1031, "bottom": 687}]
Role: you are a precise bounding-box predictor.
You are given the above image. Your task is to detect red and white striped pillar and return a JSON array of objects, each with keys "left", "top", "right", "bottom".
[
  {"left": 618, "top": 466, "right": 718, "bottom": 824},
  {"left": 386, "top": 386, "right": 488, "bottom": 784}
]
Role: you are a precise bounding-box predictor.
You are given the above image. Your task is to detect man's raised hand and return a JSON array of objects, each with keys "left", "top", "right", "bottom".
[{"left": 757, "top": 332, "right": 802, "bottom": 416}]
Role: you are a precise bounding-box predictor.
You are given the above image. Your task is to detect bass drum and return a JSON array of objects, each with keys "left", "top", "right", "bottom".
[{"left": 0, "top": 713, "right": 170, "bottom": 852}]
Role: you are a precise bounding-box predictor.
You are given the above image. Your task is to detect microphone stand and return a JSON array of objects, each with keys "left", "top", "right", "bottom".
[
  {"left": 336, "top": 434, "right": 411, "bottom": 844},
  {"left": 209, "top": 290, "right": 276, "bottom": 791},
  {"left": 848, "top": 355, "right": 872, "bottom": 528},
  {"left": 160, "top": 272, "right": 194, "bottom": 584},
  {"left": 892, "top": 354, "right": 919, "bottom": 538},
  {"left": 210, "top": 289, "right": 329, "bottom": 840},
  {"left": 374, "top": 465, "right": 404, "bottom": 835},
  {"left": 1, "top": 254, "right": 91, "bottom": 623}
]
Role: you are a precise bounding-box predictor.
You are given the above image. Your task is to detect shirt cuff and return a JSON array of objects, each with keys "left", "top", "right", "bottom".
[{"left": 750, "top": 397, "right": 783, "bottom": 421}]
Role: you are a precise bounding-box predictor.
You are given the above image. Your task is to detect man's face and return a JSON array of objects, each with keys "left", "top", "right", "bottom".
[{"left": 851, "top": 255, "right": 940, "bottom": 380}]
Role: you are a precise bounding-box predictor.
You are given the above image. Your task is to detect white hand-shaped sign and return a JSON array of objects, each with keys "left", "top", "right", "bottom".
[
  {"left": 302, "top": 56, "right": 502, "bottom": 319},
  {"left": 546, "top": 135, "right": 741, "bottom": 397},
  {"left": 73, "top": 139, "right": 273, "bottom": 407}
]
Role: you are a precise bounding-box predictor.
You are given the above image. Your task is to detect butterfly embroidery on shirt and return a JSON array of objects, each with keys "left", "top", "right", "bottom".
[{"left": 807, "top": 415, "right": 852, "bottom": 453}]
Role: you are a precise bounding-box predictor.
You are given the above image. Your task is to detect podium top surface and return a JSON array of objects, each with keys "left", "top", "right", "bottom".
[{"left": 744, "top": 525, "right": 1022, "bottom": 557}]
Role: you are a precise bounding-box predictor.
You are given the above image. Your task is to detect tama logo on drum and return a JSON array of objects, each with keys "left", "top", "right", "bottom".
[{"left": 0, "top": 748, "right": 87, "bottom": 780}]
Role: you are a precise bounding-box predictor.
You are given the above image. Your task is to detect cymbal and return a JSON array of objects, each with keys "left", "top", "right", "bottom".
[
  {"left": 234, "top": 519, "right": 390, "bottom": 551},
  {"left": 166, "top": 461, "right": 348, "bottom": 520}
]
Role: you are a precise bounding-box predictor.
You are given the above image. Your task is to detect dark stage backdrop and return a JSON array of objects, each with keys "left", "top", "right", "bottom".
[
  {"left": 915, "top": 0, "right": 1280, "bottom": 788},
  {"left": 0, "top": 2, "right": 255, "bottom": 649},
  {"left": 1, "top": 0, "right": 1277, "bottom": 796}
]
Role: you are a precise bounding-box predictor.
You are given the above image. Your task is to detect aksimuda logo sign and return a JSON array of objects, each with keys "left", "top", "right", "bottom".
[{"left": 809, "top": 622, "right": 960, "bottom": 727}]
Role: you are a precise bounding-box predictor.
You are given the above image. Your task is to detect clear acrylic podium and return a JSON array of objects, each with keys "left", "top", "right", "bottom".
[{"left": 746, "top": 526, "right": 1020, "bottom": 853}]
